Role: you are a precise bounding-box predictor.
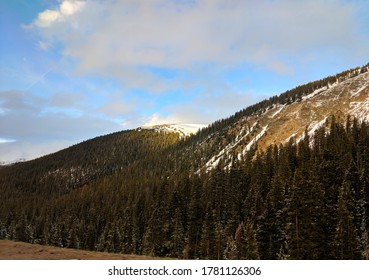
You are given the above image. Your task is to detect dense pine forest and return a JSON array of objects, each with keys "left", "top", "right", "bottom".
[{"left": 1, "top": 115, "right": 369, "bottom": 259}]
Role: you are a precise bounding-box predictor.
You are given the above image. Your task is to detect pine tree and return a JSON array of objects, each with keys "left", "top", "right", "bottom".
[
  {"left": 199, "top": 206, "right": 215, "bottom": 259},
  {"left": 186, "top": 177, "right": 203, "bottom": 258},
  {"left": 335, "top": 180, "right": 361, "bottom": 259},
  {"left": 235, "top": 221, "right": 260, "bottom": 259},
  {"left": 223, "top": 235, "right": 238, "bottom": 260}
]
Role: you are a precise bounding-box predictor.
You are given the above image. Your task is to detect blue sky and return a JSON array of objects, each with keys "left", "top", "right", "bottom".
[{"left": 1, "top": 0, "right": 369, "bottom": 162}]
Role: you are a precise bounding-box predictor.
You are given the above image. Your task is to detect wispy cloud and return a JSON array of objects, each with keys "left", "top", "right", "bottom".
[
  {"left": 0, "top": 90, "right": 121, "bottom": 162},
  {"left": 0, "top": 138, "right": 15, "bottom": 144}
]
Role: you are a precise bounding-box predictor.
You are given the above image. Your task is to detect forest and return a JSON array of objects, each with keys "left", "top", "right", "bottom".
[{"left": 1, "top": 115, "right": 369, "bottom": 259}]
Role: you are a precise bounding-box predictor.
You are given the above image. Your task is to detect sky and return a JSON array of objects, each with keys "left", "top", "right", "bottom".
[{"left": 1, "top": 0, "right": 369, "bottom": 163}]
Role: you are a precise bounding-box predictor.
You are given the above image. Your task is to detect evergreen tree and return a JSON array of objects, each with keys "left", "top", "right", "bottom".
[
  {"left": 235, "top": 221, "right": 260, "bottom": 259},
  {"left": 335, "top": 179, "right": 361, "bottom": 259}
]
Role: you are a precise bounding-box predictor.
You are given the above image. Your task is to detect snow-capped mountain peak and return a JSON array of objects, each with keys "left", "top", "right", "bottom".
[{"left": 140, "top": 123, "right": 207, "bottom": 137}]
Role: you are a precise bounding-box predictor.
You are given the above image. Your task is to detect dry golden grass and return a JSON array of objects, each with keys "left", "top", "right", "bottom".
[{"left": 0, "top": 240, "right": 169, "bottom": 260}]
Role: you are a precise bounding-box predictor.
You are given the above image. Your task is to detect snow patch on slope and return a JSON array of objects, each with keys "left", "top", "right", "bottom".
[
  {"left": 284, "top": 133, "right": 297, "bottom": 143},
  {"left": 302, "top": 87, "right": 327, "bottom": 101},
  {"left": 308, "top": 118, "right": 328, "bottom": 136},
  {"left": 141, "top": 123, "right": 207, "bottom": 137},
  {"left": 348, "top": 73, "right": 369, "bottom": 98},
  {"left": 294, "top": 117, "right": 328, "bottom": 144},
  {"left": 350, "top": 84, "right": 368, "bottom": 98},
  {"left": 203, "top": 122, "right": 258, "bottom": 171},
  {"left": 269, "top": 104, "right": 286, "bottom": 118},
  {"left": 349, "top": 99, "right": 369, "bottom": 122},
  {"left": 238, "top": 125, "right": 268, "bottom": 159}
]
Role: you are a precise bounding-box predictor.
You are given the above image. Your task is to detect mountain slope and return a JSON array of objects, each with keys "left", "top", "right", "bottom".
[
  {"left": 191, "top": 64, "right": 369, "bottom": 172},
  {"left": 250, "top": 70, "right": 369, "bottom": 148},
  {"left": 0, "top": 129, "right": 180, "bottom": 197}
]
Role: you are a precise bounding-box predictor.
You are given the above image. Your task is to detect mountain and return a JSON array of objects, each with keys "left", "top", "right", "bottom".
[
  {"left": 1, "top": 63, "right": 369, "bottom": 260},
  {"left": 194, "top": 65, "right": 369, "bottom": 172}
]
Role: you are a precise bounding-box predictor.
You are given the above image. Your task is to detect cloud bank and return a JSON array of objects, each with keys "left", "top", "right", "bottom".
[
  {"left": 2, "top": 0, "right": 369, "bottom": 162},
  {"left": 30, "top": 0, "right": 369, "bottom": 123},
  {"left": 34, "top": 0, "right": 367, "bottom": 78}
]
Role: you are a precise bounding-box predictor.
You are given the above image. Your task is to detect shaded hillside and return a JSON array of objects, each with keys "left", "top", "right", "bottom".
[{"left": 0, "top": 129, "right": 180, "bottom": 198}]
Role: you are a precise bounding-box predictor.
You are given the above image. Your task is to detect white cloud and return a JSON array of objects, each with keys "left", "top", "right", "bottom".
[
  {"left": 32, "top": 0, "right": 369, "bottom": 88},
  {"left": 36, "top": 9, "right": 61, "bottom": 27},
  {"left": 35, "top": 0, "right": 85, "bottom": 27},
  {"left": 143, "top": 113, "right": 179, "bottom": 127},
  {"left": 60, "top": 0, "right": 85, "bottom": 16}
]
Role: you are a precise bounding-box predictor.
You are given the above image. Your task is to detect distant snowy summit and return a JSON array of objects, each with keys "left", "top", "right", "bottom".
[
  {"left": 139, "top": 123, "right": 207, "bottom": 137},
  {"left": 0, "top": 158, "right": 27, "bottom": 166}
]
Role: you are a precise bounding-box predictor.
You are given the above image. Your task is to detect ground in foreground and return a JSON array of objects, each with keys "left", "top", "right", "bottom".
[{"left": 0, "top": 240, "right": 167, "bottom": 260}]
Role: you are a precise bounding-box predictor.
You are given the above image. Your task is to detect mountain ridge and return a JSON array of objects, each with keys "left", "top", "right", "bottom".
[{"left": 4, "top": 62, "right": 367, "bottom": 188}]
